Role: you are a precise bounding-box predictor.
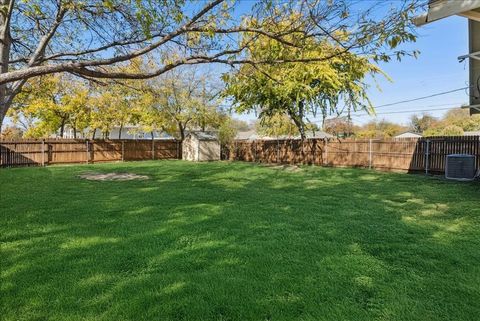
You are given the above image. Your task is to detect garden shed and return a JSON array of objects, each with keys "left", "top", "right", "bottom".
[{"left": 182, "top": 131, "right": 221, "bottom": 161}]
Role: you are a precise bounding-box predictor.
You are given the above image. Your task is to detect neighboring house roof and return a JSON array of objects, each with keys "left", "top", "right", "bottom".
[
  {"left": 235, "top": 130, "right": 274, "bottom": 140},
  {"left": 274, "top": 135, "right": 295, "bottom": 140},
  {"left": 302, "top": 131, "right": 334, "bottom": 139},
  {"left": 235, "top": 130, "right": 333, "bottom": 140},
  {"left": 281, "top": 131, "right": 333, "bottom": 139},
  {"left": 394, "top": 132, "right": 423, "bottom": 138},
  {"left": 464, "top": 130, "right": 480, "bottom": 136},
  {"left": 188, "top": 131, "right": 218, "bottom": 141},
  {"left": 235, "top": 130, "right": 257, "bottom": 140},
  {"left": 56, "top": 126, "right": 174, "bottom": 140}
]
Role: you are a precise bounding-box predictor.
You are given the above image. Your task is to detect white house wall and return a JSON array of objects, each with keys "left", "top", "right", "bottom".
[{"left": 60, "top": 127, "right": 167, "bottom": 139}]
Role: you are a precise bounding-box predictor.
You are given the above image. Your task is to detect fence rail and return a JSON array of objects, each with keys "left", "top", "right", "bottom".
[
  {"left": 2, "top": 136, "right": 479, "bottom": 174},
  {"left": 222, "top": 136, "right": 480, "bottom": 174},
  {"left": 0, "top": 139, "right": 180, "bottom": 167}
]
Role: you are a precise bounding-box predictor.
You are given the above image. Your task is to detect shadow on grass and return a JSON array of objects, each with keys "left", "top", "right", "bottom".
[{"left": 1, "top": 161, "right": 480, "bottom": 321}]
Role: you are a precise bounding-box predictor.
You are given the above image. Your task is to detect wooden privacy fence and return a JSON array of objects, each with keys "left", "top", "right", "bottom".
[
  {"left": 2, "top": 136, "right": 479, "bottom": 174},
  {"left": 222, "top": 136, "right": 480, "bottom": 174},
  {"left": 0, "top": 139, "right": 181, "bottom": 167}
]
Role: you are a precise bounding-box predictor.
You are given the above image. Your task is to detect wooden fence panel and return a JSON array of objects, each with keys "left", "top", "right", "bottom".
[
  {"left": 0, "top": 141, "right": 43, "bottom": 167},
  {"left": 326, "top": 139, "right": 369, "bottom": 168},
  {"left": 425, "top": 136, "right": 480, "bottom": 173},
  {"left": 1, "top": 139, "right": 180, "bottom": 167},
  {"left": 222, "top": 136, "right": 480, "bottom": 174},
  {"left": 154, "top": 140, "right": 179, "bottom": 159},
  {"left": 2, "top": 136, "right": 479, "bottom": 174},
  {"left": 371, "top": 139, "right": 419, "bottom": 171},
  {"left": 48, "top": 140, "right": 88, "bottom": 164},
  {"left": 123, "top": 140, "right": 151, "bottom": 160},
  {"left": 91, "top": 141, "right": 122, "bottom": 162}
]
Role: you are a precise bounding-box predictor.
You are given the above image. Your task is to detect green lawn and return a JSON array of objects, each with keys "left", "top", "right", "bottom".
[{"left": 1, "top": 161, "right": 479, "bottom": 321}]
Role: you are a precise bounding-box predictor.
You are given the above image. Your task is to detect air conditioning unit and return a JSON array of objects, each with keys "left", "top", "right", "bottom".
[{"left": 445, "top": 154, "right": 476, "bottom": 181}]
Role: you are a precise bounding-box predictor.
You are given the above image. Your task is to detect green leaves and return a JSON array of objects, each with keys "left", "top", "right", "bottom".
[
  {"left": 10, "top": 74, "right": 92, "bottom": 138},
  {"left": 221, "top": 1, "right": 420, "bottom": 138},
  {"left": 223, "top": 15, "right": 383, "bottom": 138}
]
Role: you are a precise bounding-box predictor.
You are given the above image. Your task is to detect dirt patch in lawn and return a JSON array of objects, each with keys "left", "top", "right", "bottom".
[
  {"left": 79, "top": 172, "right": 149, "bottom": 181},
  {"left": 263, "top": 164, "right": 303, "bottom": 172}
]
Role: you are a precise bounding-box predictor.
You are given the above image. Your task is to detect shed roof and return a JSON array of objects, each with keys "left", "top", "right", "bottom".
[{"left": 188, "top": 131, "right": 218, "bottom": 141}]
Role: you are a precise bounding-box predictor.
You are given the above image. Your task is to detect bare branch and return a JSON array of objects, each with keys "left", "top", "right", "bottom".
[
  {"left": 0, "top": 0, "right": 226, "bottom": 85},
  {"left": 27, "top": 6, "right": 66, "bottom": 66},
  {"left": 188, "top": 27, "right": 302, "bottom": 48}
]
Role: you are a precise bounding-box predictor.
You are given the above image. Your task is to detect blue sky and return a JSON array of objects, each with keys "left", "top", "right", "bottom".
[
  {"left": 353, "top": 15, "right": 469, "bottom": 126},
  {"left": 231, "top": 13, "right": 470, "bottom": 127},
  {"left": 7, "top": 2, "right": 470, "bottom": 130}
]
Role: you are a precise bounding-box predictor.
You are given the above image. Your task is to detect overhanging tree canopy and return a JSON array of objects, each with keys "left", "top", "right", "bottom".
[
  {"left": 222, "top": 11, "right": 408, "bottom": 139},
  {"left": 0, "top": 0, "right": 420, "bottom": 127}
]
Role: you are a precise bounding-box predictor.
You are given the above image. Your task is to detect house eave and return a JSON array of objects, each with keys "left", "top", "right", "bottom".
[{"left": 414, "top": 0, "right": 480, "bottom": 26}]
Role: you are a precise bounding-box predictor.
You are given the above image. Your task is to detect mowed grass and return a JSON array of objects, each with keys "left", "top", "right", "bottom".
[{"left": 1, "top": 160, "right": 480, "bottom": 321}]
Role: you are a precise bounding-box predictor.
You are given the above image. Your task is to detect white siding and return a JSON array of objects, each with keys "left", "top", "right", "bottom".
[{"left": 182, "top": 133, "right": 220, "bottom": 161}]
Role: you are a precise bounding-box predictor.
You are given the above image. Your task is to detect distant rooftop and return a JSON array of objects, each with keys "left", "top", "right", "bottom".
[
  {"left": 464, "top": 130, "right": 480, "bottom": 136},
  {"left": 235, "top": 130, "right": 333, "bottom": 140},
  {"left": 303, "top": 131, "right": 334, "bottom": 139},
  {"left": 394, "top": 131, "right": 423, "bottom": 139}
]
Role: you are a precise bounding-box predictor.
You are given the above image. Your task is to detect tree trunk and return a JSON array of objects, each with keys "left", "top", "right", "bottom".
[
  {"left": 0, "top": 88, "right": 9, "bottom": 132},
  {"left": 150, "top": 131, "right": 154, "bottom": 140},
  {"left": 59, "top": 120, "right": 66, "bottom": 138},
  {"left": 118, "top": 124, "right": 123, "bottom": 139},
  {"left": 1, "top": 2, "right": 65, "bottom": 129},
  {"left": 178, "top": 123, "right": 185, "bottom": 144},
  {"left": 321, "top": 109, "right": 327, "bottom": 131},
  {"left": 287, "top": 103, "right": 306, "bottom": 163},
  {"left": 0, "top": 0, "right": 12, "bottom": 131},
  {"left": 73, "top": 127, "right": 77, "bottom": 139},
  {"left": 289, "top": 112, "right": 306, "bottom": 141},
  {"left": 92, "top": 128, "right": 97, "bottom": 139}
]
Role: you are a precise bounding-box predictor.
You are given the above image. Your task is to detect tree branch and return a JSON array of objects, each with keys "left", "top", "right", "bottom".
[
  {"left": 188, "top": 27, "right": 302, "bottom": 48},
  {"left": 0, "top": 0, "right": 226, "bottom": 84},
  {"left": 27, "top": 5, "right": 67, "bottom": 67}
]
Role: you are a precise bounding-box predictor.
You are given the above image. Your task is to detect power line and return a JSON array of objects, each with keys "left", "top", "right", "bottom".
[
  {"left": 373, "top": 87, "right": 469, "bottom": 109},
  {"left": 349, "top": 102, "right": 464, "bottom": 116},
  {"left": 305, "top": 89, "right": 469, "bottom": 123},
  {"left": 222, "top": 87, "right": 469, "bottom": 111},
  {"left": 350, "top": 102, "right": 463, "bottom": 114},
  {"left": 316, "top": 103, "right": 464, "bottom": 123},
  {"left": 350, "top": 106, "right": 459, "bottom": 117},
  {"left": 223, "top": 87, "right": 469, "bottom": 122}
]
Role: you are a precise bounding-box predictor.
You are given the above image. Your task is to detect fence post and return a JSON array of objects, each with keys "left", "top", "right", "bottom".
[
  {"left": 277, "top": 140, "right": 280, "bottom": 163},
  {"left": 41, "top": 140, "right": 45, "bottom": 166},
  {"left": 425, "top": 139, "right": 430, "bottom": 175},
  {"left": 354, "top": 138, "right": 357, "bottom": 166},
  {"left": 86, "top": 140, "right": 89, "bottom": 164},
  {"left": 324, "top": 141, "right": 328, "bottom": 166},
  {"left": 312, "top": 139, "right": 316, "bottom": 165},
  {"left": 121, "top": 141, "right": 125, "bottom": 161},
  {"left": 253, "top": 140, "right": 257, "bottom": 162},
  {"left": 152, "top": 139, "right": 155, "bottom": 160},
  {"left": 369, "top": 139, "right": 373, "bottom": 169},
  {"left": 234, "top": 141, "right": 237, "bottom": 161}
]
